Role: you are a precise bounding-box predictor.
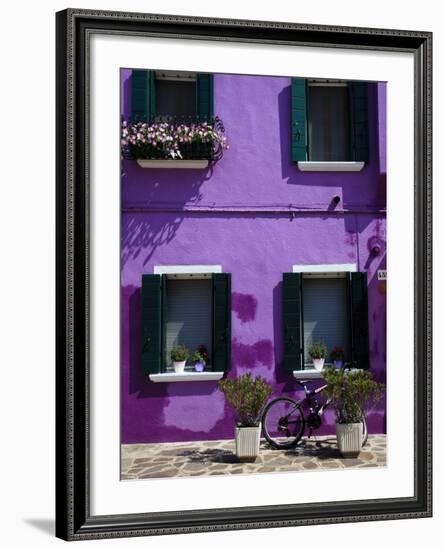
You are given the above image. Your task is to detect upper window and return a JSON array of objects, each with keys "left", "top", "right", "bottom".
[
  {"left": 155, "top": 71, "right": 197, "bottom": 120},
  {"left": 141, "top": 272, "right": 231, "bottom": 376},
  {"left": 283, "top": 270, "right": 370, "bottom": 372},
  {"left": 131, "top": 69, "right": 213, "bottom": 123},
  {"left": 291, "top": 78, "right": 369, "bottom": 163}
]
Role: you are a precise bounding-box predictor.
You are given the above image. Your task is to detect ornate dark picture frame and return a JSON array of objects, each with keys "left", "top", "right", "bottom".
[{"left": 55, "top": 8, "right": 432, "bottom": 541}]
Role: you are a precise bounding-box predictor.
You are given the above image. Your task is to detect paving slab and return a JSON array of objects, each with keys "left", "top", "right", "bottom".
[{"left": 121, "top": 435, "right": 386, "bottom": 480}]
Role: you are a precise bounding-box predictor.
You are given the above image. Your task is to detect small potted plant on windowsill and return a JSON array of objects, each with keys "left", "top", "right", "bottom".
[
  {"left": 170, "top": 345, "right": 189, "bottom": 374},
  {"left": 219, "top": 373, "right": 272, "bottom": 462},
  {"left": 330, "top": 346, "right": 345, "bottom": 369},
  {"left": 323, "top": 367, "right": 384, "bottom": 457},
  {"left": 192, "top": 345, "right": 210, "bottom": 372},
  {"left": 308, "top": 342, "right": 327, "bottom": 371}
]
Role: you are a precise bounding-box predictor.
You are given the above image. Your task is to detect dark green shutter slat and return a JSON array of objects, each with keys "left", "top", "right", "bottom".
[
  {"left": 212, "top": 273, "right": 231, "bottom": 373},
  {"left": 197, "top": 73, "right": 214, "bottom": 121},
  {"left": 149, "top": 72, "right": 156, "bottom": 120},
  {"left": 141, "top": 274, "right": 162, "bottom": 375},
  {"left": 161, "top": 274, "right": 167, "bottom": 372},
  {"left": 349, "top": 82, "right": 369, "bottom": 162},
  {"left": 283, "top": 272, "right": 303, "bottom": 371},
  {"left": 291, "top": 78, "right": 308, "bottom": 161},
  {"left": 347, "top": 272, "right": 370, "bottom": 369},
  {"left": 131, "top": 70, "right": 156, "bottom": 121}
]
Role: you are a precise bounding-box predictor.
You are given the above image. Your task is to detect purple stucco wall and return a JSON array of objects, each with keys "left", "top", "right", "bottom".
[{"left": 120, "top": 70, "right": 387, "bottom": 444}]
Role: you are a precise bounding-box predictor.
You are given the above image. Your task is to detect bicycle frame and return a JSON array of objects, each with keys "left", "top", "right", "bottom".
[{"left": 296, "top": 380, "right": 330, "bottom": 417}]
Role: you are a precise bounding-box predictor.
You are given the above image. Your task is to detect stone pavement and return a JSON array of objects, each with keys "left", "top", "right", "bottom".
[{"left": 121, "top": 434, "right": 386, "bottom": 480}]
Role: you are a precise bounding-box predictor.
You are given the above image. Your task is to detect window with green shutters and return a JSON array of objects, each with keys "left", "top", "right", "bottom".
[
  {"left": 141, "top": 273, "right": 231, "bottom": 376},
  {"left": 291, "top": 79, "right": 369, "bottom": 163},
  {"left": 283, "top": 271, "right": 370, "bottom": 372},
  {"left": 131, "top": 69, "right": 214, "bottom": 122}
]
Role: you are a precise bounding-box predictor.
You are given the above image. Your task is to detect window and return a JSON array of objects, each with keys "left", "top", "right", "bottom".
[
  {"left": 131, "top": 69, "right": 214, "bottom": 122},
  {"left": 283, "top": 271, "right": 370, "bottom": 372},
  {"left": 308, "top": 84, "right": 350, "bottom": 161},
  {"left": 141, "top": 272, "right": 231, "bottom": 376},
  {"left": 302, "top": 276, "right": 350, "bottom": 364},
  {"left": 165, "top": 278, "right": 212, "bottom": 371},
  {"left": 291, "top": 78, "right": 369, "bottom": 163},
  {"left": 155, "top": 72, "right": 197, "bottom": 119}
]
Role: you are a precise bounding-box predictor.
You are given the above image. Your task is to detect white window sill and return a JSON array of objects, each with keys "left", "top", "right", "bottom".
[
  {"left": 292, "top": 369, "right": 326, "bottom": 380},
  {"left": 136, "top": 159, "right": 209, "bottom": 169},
  {"left": 149, "top": 371, "right": 224, "bottom": 383},
  {"left": 293, "top": 367, "right": 363, "bottom": 380},
  {"left": 297, "top": 161, "right": 365, "bottom": 172}
]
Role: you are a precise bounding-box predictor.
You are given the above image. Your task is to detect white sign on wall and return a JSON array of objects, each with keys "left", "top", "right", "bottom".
[{"left": 378, "top": 270, "right": 387, "bottom": 281}]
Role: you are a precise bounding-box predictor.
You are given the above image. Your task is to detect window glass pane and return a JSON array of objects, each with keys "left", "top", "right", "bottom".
[
  {"left": 308, "top": 86, "right": 350, "bottom": 161},
  {"left": 302, "top": 277, "right": 350, "bottom": 363},
  {"left": 156, "top": 80, "right": 196, "bottom": 119},
  {"left": 166, "top": 279, "right": 212, "bottom": 370}
]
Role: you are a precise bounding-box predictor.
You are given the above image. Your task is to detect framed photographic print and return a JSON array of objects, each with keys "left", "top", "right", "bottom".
[{"left": 55, "top": 8, "right": 432, "bottom": 541}]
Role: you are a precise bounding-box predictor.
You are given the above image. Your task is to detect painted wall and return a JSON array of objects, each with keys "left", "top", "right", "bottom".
[{"left": 120, "top": 70, "right": 387, "bottom": 444}]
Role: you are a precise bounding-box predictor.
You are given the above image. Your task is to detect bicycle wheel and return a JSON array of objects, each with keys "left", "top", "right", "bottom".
[
  {"left": 361, "top": 415, "right": 368, "bottom": 447},
  {"left": 262, "top": 397, "right": 305, "bottom": 449}
]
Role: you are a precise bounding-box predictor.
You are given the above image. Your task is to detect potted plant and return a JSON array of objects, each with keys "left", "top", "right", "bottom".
[
  {"left": 219, "top": 373, "right": 272, "bottom": 462},
  {"left": 192, "top": 345, "right": 209, "bottom": 372},
  {"left": 323, "top": 367, "right": 384, "bottom": 457},
  {"left": 308, "top": 342, "right": 327, "bottom": 371},
  {"left": 330, "top": 346, "right": 345, "bottom": 369},
  {"left": 121, "top": 118, "right": 229, "bottom": 161},
  {"left": 170, "top": 345, "right": 189, "bottom": 373}
]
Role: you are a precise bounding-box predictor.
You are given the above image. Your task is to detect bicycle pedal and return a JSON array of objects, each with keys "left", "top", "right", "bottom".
[{"left": 307, "top": 428, "right": 313, "bottom": 438}]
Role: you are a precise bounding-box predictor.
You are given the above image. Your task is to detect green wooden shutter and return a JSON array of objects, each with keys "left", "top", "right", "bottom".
[
  {"left": 197, "top": 73, "right": 214, "bottom": 121},
  {"left": 291, "top": 78, "right": 308, "bottom": 161},
  {"left": 347, "top": 272, "right": 370, "bottom": 369},
  {"left": 161, "top": 274, "right": 167, "bottom": 371},
  {"left": 212, "top": 273, "right": 231, "bottom": 373},
  {"left": 131, "top": 70, "right": 156, "bottom": 121},
  {"left": 349, "top": 82, "right": 369, "bottom": 162},
  {"left": 141, "top": 274, "right": 162, "bottom": 375},
  {"left": 283, "top": 272, "right": 303, "bottom": 372}
]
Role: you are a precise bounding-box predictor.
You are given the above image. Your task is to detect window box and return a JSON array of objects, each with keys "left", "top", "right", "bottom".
[
  {"left": 136, "top": 159, "right": 209, "bottom": 170},
  {"left": 124, "top": 69, "right": 228, "bottom": 165}
]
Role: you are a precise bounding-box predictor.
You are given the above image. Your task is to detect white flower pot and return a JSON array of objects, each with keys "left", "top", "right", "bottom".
[
  {"left": 336, "top": 422, "right": 363, "bottom": 458},
  {"left": 173, "top": 361, "right": 186, "bottom": 373},
  {"left": 312, "top": 358, "right": 325, "bottom": 371},
  {"left": 235, "top": 423, "right": 261, "bottom": 462}
]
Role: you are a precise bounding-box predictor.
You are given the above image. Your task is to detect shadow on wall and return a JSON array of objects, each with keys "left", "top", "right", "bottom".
[
  {"left": 277, "top": 83, "right": 386, "bottom": 235},
  {"left": 121, "top": 163, "right": 214, "bottom": 268}
]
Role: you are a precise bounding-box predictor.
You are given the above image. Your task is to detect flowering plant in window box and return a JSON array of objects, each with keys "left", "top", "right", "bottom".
[{"left": 121, "top": 117, "right": 229, "bottom": 164}]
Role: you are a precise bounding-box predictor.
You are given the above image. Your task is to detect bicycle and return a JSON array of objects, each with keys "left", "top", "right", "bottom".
[{"left": 261, "top": 376, "right": 368, "bottom": 449}]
